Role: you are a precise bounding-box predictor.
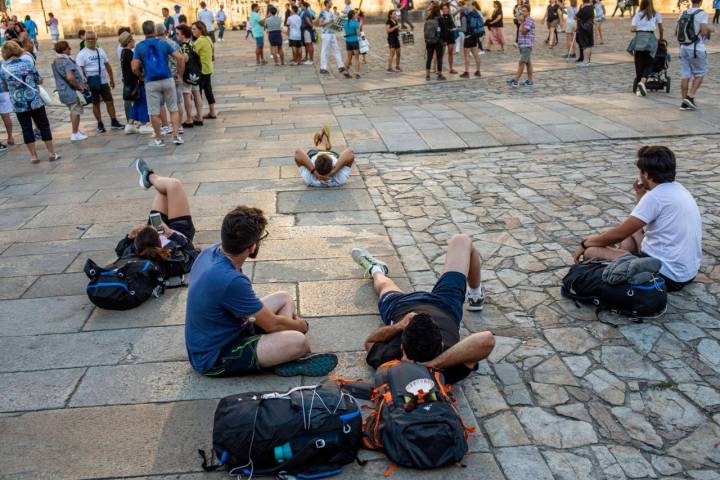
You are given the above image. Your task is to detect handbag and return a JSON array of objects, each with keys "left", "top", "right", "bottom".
[
  {"left": 1, "top": 64, "right": 54, "bottom": 106},
  {"left": 86, "top": 50, "right": 103, "bottom": 91},
  {"left": 52, "top": 60, "right": 92, "bottom": 106}
]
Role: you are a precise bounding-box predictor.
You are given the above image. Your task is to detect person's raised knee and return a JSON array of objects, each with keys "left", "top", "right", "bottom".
[{"left": 287, "top": 330, "right": 310, "bottom": 357}]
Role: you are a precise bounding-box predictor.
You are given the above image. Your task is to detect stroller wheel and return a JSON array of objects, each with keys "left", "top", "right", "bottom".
[{"left": 665, "top": 77, "right": 671, "bottom": 93}]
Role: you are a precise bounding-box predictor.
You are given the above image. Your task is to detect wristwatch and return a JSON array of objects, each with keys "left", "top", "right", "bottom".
[{"left": 580, "top": 239, "right": 588, "bottom": 249}]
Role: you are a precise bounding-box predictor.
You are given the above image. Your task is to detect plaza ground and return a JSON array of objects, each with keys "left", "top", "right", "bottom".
[{"left": 1, "top": 17, "right": 719, "bottom": 479}]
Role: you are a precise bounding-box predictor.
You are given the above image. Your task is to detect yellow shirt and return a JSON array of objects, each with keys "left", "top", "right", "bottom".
[{"left": 194, "top": 35, "right": 214, "bottom": 75}]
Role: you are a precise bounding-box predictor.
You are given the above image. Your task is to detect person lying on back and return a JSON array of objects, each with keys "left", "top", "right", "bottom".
[
  {"left": 294, "top": 127, "right": 354, "bottom": 187},
  {"left": 574, "top": 145, "right": 702, "bottom": 291}
]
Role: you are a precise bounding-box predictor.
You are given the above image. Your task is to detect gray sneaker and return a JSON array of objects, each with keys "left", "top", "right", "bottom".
[
  {"left": 351, "top": 247, "right": 389, "bottom": 277},
  {"left": 467, "top": 287, "right": 486, "bottom": 311},
  {"left": 133, "top": 158, "right": 153, "bottom": 190}
]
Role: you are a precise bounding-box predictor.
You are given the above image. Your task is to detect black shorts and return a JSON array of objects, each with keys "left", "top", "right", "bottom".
[
  {"left": 464, "top": 34, "right": 479, "bottom": 48},
  {"left": 289, "top": 39, "right": 303, "bottom": 48},
  {"left": 204, "top": 325, "right": 265, "bottom": 377},
  {"left": 90, "top": 83, "right": 113, "bottom": 104},
  {"left": 346, "top": 40, "right": 359, "bottom": 51},
  {"left": 269, "top": 30, "right": 283, "bottom": 47},
  {"left": 388, "top": 36, "right": 400, "bottom": 49},
  {"left": 149, "top": 210, "right": 196, "bottom": 242}
]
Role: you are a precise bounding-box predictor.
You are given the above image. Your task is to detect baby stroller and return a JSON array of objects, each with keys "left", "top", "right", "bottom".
[{"left": 633, "top": 39, "right": 671, "bottom": 94}]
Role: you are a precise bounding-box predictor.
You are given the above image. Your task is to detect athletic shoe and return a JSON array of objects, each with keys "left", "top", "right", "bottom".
[
  {"left": 638, "top": 82, "right": 647, "bottom": 97},
  {"left": 111, "top": 119, "right": 124, "bottom": 130},
  {"left": 459, "top": 72, "right": 470, "bottom": 78},
  {"left": 96, "top": 122, "right": 106, "bottom": 134},
  {"left": 338, "top": 67, "right": 345, "bottom": 73},
  {"left": 173, "top": 136, "right": 184, "bottom": 145},
  {"left": 506, "top": 79, "right": 519, "bottom": 87},
  {"left": 479, "top": 50, "right": 486, "bottom": 55},
  {"left": 582, "top": 62, "right": 591, "bottom": 67},
  {"left": 319, "top": 69, "right": 329, "bottom": 74},
  {"left": 149, "top": 138, "right": 165, "bottom": 147},
  {"left": 474, "top": 70, "right": 481, "bottom": 77},
  {"left": 70, "top": 132, "right": 88, "bottom": 142},
  {"left": 0, "top": 143, "right": 7, "bottom": 153},
  {"left": 636, "top": 90, "right": 643, "bottom": 97},
  {"left": 680, "top": 102, "right": 692, "bottom": 111},
  {"left": 124, "top": 124, "right": 138, "bottom": 134},
  {"left": 683, "top": 97, "right": 697, "bottom": 109},
  {"left": 134, "top": 158, "right": 153, "bottom": 189},
  {"left": 302, "top": 60, "right": 313, "bottom": 65},
  {"left": 274, "top": 353, "right": 338, "bottom": 377},
  {"left": 138, "top": 124, "right": 155, "bottom": 135},
  {"left": 178, "top": 127, "right": 184, "bottom": 135},
  {"left": 160, "top": 125, "right": 172, "bottom": 136},
  {"left": 523, "top": 80, "right": 534, "bottom": 87},
  {"left": 568, "top": 53, "right": 577, "bottom": 58},
  {"left": 351, "top": 247, "right": 389, "bottom": 277},
  {"left": 467, "top": 287, "right": 486, "bottom": 311}
]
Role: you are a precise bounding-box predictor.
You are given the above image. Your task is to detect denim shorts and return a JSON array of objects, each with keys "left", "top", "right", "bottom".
[
  {"left": 679, "top": 48, "right": 708, "bottom": 79},
  {"left": 346, "top": 41, "right": 360, "bottom": 51},
  {"left": 255, "top": 35, "right": 264, "bottom": 47},
  {"left": 378, "top": 271, "right": 467, "bottom": 327}
]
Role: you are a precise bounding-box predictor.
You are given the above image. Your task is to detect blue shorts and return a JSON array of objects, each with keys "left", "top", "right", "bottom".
[
  {"left": 378, "top": 271, "right": 467, "bottom": 327},
  {"left": 255, "top": 36, "right": 264, "bottom": 47},
  {"left": 346, "top": 40, "right": 360, "bottom": 51},
  {"left": 269, "top": 30, "right": 282, "bottom": 47},
  {"left": 679, "top": 48, "right": 708, "bottom": 79}
]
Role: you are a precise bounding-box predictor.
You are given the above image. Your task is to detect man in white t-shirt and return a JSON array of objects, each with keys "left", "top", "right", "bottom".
[
  {"left": 678, "top": 0, "right": 711, "bottom": 111},
  {"left": 575, "top": 146, "right": 702, "bottom": 291},
  {"left": 287, "top": 5, "right": 303, "bottom": 64},
  {"left": 319, "top": 0, "right": 344, "bottom": 74},
  {"left": 172, "top": 4, "right": 183, "bottom": 25},
  {"left": 198, "top": 1, "right": 216, "bottom": 42},
  {"left": 294, "top": 128, "right": 354, "bottom": 187}
]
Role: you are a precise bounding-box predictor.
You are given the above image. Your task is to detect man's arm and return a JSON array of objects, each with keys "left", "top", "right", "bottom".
[
  {"left": 173, "top": 51, "right": 185, "bottom": 80},
  {"left": 573, "top": 215, "right": 645, "bottom": 262},
  {"left": 328, "top": 154, "right": 354, "bottom": 177},
  {"left": 364, "top": 324, "right": 404, "bottom": 351},
  {"left": 425, "top": 331, "right": 494, "bottom": 369},
  {"left": 104, "top": 62, "right": 115, "bottom": 88},
  {"left": 131, "top": 58, "right": 143, "bottom": 78},
  {"left": 253, "top": 305, "right": 308, "bottom": 333}
]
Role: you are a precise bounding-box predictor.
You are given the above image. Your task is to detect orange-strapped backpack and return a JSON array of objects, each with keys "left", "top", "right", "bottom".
[{"left": 361, "top": 360, "right": 473, "bottom": 470}]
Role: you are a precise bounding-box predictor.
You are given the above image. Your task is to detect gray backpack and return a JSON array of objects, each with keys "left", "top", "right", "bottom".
[{"left": 424, "top": 17, "right": 440, "bottom": 44}]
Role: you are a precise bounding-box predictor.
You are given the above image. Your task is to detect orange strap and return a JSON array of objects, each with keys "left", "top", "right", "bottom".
[
  {"left": 329, "top": 375, "right": 364, "bottom": 386},
  {"left": 383, "top": 463, "right": 398, "bottom": 478},
  {"left": 379, "top": 359, "right": 402, "bottom": 368}
]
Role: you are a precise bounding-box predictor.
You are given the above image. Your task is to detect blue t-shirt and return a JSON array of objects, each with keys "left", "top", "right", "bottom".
[
  {"left": 250, "top": 11, "right": 265, "bottom": 38},
  {"left": 185, "top": 243, "right": 264, "bottom": 373},
  {"left": 132, "top": 37, "right": 174, "bottom": 81},
  {"left": 24, "top": 20, "right": 38, "bottom": 37},
  {"left": 344, "top": 19, "right": 360, "bottom": 42}
]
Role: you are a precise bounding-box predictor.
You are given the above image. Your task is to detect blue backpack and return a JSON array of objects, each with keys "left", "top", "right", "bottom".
[
  {"left": 142, "top": 39, "right": 172, "bottom": 82},
  {"left": 468, "top": 11, "right": 485, "bottom": 36}
]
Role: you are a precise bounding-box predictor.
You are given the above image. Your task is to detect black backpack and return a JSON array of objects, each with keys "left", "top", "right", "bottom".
[
  {"left": 362, "top": 361, "right": 471, "bottom": 469},
  {"left": 424, "top": 17, "right": 440, "bottom": 45},
  {"left": 561, "top": 260, "right": 668, "bottom": 319},
  {"left": 183, "top": 44, "right": 202, "bottom": 86},
  {"left": 84, "top": 256, "right": 165, "bottom": 310},
  {"left": 676, "top": 10, "right": 701, "bottom": 45},
  {"left": 200, "top": 383, "right": 363, "bottom": 478}
]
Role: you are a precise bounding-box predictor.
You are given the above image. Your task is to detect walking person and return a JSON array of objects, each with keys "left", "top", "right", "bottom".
[
  {"left": 400, "top": 0, "right": 415, "bottom": 30},
  {"left": 131, "top": 20, "right": 186, "bottom": 147},
  {"left": 23, "top": 15, "right": 38, "bottom": 50},
  {"left": 51, "top": 40, "right": 90, "bottom": 142},
  {"left": 575, "top": 0, "right": 595, "bottom": 65},
  {"left": 485, "top": 0, "right": 505, "bottom": 52},
  {"left": 250, "top": 3, "right": 266, "bottom": 65},
  {"left": 266, "top": 6, "right": 285, "bottom": 66},
  {"left": 0, "top": 75, "right": 14, "bottom": 147},
  {"left": 424, "top": 4, "right": 446, "bottom": 80},
  {"left": 562, "top": 0, "right": 578, "bottom": 58},
  {"left": 460, "top": 1, "right": 483, "bottom": 77},
  {"left": 118, "top": 32, "right": 152, "bottom": 135},
  {"left": 713, "top": 0, "right": 719, "bottom": 24},
  {"left": 506, "top": 3, "right": 535, "bottom": 87},
  {"left": 176, "top": 24, "right": 204, "bottom": 127},
  {"left": 386, "top": 9, "right": 402, "bottom": 71},
  {"left": 594, "top": 0, "right": 606, "bottom": 44},
  {"left": 0, "top": 41, "right": 58, "bottom": 163},
  {"left": 76, "top": 31, "right": 124, "bottom": 133},
  {"left": 440, "top": 2, "right": 458, "bottom": 73},
  {"left": 319, "top": 0, "right": 344, "bottom": 73},
  {"left": 629, "top": 0, "right": 662, "bottom": 96},
  {"left": 544, "top": 0, "right": 561, "bottom": 48},
  {"left": 46, "top": 13, "right": 60, "bottom": 46},
  {"left": 192, "top": 21, "right": 217, "bottom": 120},
  {"left": 342, "top": 9, "right": 362, "bottom": 78},
  {"left": 198, "top": 1, "right": 216, "bottom": 42},
  {"left": 678, "top": 0, "right": 710, "bottom": 110},
  {"left": 612, "top": 0, "right": 626, "bottom": 16},
  {"left": 217, "top": 5, "right": 227, "bottom": 42}
]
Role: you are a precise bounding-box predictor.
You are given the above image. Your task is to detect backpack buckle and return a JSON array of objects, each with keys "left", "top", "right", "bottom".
[{"left": 315, "top": 438, "right": 326, "bottom": 449}]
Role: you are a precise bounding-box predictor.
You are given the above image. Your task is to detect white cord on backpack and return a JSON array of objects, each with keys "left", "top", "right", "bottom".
[{"left": 227, "top": 402, "right": 261, "bottom": 480}]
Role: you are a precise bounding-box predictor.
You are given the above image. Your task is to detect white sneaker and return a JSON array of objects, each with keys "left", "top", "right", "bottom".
[
  {"left": 160, "top": 125, "right": 171, "bottom": 136},
  {"left": 124, "top": 124, "right": 138, "bottom": 134},
  {"left": 149, "top": 137, "right": 165, "bottom": 147},
  {"left": 173, "top": 136, "right": 184, "bottom": 145},
  {"left": 467, "top": 287, "right": 486, "bottom": 311},
  {"left": 70, "top": 132, "right": 88, "bottom": 142},
  {"left": 479, "top": 50, "right": 486, "bottom": 55},
  {"left": 138, "top": 124, "right": 155, "bottom": 135},
  {"left": 302, "top": 60, "right": 314, "bottom": 65},
  {"left": 178, "top": 126, "right": 184, "bottom": 135}
]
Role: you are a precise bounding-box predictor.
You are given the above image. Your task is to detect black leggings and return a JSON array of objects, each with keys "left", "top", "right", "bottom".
[
  {"left": 199, "top": 73, "right": 215, "bottom": 105},
  {"left": 634, "top": 50, "right": 654, "bottom": 83},
  {"left": 425, "top": 42, "right": 444, "bottom": 72},
  {"left": 16, "top": 107, "right": 52, "bottom": 144}
]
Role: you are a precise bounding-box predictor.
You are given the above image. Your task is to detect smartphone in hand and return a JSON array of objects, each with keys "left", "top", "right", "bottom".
[{"left": 149, "top": 212, "right": 164, "bottom": 234}]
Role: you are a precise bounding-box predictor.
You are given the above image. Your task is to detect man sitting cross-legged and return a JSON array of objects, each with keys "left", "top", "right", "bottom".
[
  {"left": 574, "top": 145, "right": 702, "bottom": 292},
  {"left": 294, "top": 127, "right": 355, "bottom": 187},
  {"left": 352, "top": 234, "right": 495, "bottom": 384},
  {"left": 185, "top": 206, "right": 338, "bottom": 377}
]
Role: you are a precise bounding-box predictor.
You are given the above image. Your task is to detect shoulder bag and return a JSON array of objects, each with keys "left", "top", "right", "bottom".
[{"left": 1, "top": 64, "right": 53, "bottom": 106}]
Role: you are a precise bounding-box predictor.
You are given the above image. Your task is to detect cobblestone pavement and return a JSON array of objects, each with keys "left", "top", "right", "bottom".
[{"left": 1, "top": 24, "right": 719, "bottom": 479}]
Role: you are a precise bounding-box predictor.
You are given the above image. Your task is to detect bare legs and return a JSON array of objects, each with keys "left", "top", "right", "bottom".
[
  {"left": 2, "top": 112, "right": 14, "bottom": 144},
  {"left": 583, "top": 229, "right": 644, "bottom": 262},
  {"left": 256, "top": 292, "right": 310, "bottom": 367},
  {"left": 147, "top": 174, "right": 191, "bottom": 219}
]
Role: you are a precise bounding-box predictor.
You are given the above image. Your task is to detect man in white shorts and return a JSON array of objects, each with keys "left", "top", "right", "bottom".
[
  {"left": 132, "top": 20, "right": 186, "bottom": 147},
  {"left": 678, "top": 0, "right": 711, "bottom": 111},
  {"left": 294, "top": 128, "right": 354, "bottom": 187}
]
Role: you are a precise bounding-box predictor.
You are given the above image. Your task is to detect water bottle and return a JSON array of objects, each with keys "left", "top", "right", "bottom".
[{"left": 274, "top": 442, "right": 293, "bottom": 464}]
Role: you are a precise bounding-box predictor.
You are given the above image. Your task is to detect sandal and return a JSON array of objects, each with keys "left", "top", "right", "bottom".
[
  {"left": 30, "top": 157, "right": 40, "bottom": 164},
  {"left": 321, "top": 126, "right": 331, "bottom": 150},
  {"left": 48, "top": 153, "right": 60, "bottom": 162},
  {"left": 203, "top": 114, "right": 217, "bottom": 119}
]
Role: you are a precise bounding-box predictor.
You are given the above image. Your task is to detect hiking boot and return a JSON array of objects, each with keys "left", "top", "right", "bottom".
[
  {"left": 351, "top": 247, "right": 389, "bottom": 277},
  {"left": 274, "top": 353, "right": 338, "bottom": 377},
  {"left": 467, "top": 287, "right": 486, "bottom": 311},
  {"left": 134, "top": 158, "right": 154, "bottom": 189}
]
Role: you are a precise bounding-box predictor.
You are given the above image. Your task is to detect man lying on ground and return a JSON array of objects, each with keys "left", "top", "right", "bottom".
[
  {"left": 574, "top": 145, "right": 702, "bottom": 292},
  {"left": 352, "top": 234, "right": 495, "bottom": 384},
  {"left": 294, "top": 127, "right": 355, "bottom": 187},
  {"left": 185, "top": 206, "right": 337, "bottom": 377}
]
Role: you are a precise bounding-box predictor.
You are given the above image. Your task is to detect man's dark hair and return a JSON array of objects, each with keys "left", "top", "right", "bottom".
[
  {"left": 200, "top": 1, "right": 207, "bottom": 8},
  {"left": 117, "top": 26, "right": 131, "bottom": 35},
  {"left": 179, "top": 14, "right": 188, "bottom": 24},
  {"left": 401, "top": 313, "right": 443, "bottom": 363},
  {"left": 176, "top": 24, "right": 192, "bottom": 39},
  {"left": 636, "top": 146, "right": 676, "bottom": 184},
  {"left": 142, "top": 20, "right": 155, "bottom": 35},
  {"left": 315, "top": 154, "right": 334, "bottom": 176},
  {"left": 78, "top": 29, "right": 86, "bottom": 37},
  {"left": 292, "top": 5, "right": 299, "bottom": 12},
  {"left": 221, "top": 206, "right": 268, "bottom": 255},
  {"left": 252, "top": 3, "right": 259, "bottom": 10},
  {"left": 269, "top": 5, "right": 278, "bottom": 14}
]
